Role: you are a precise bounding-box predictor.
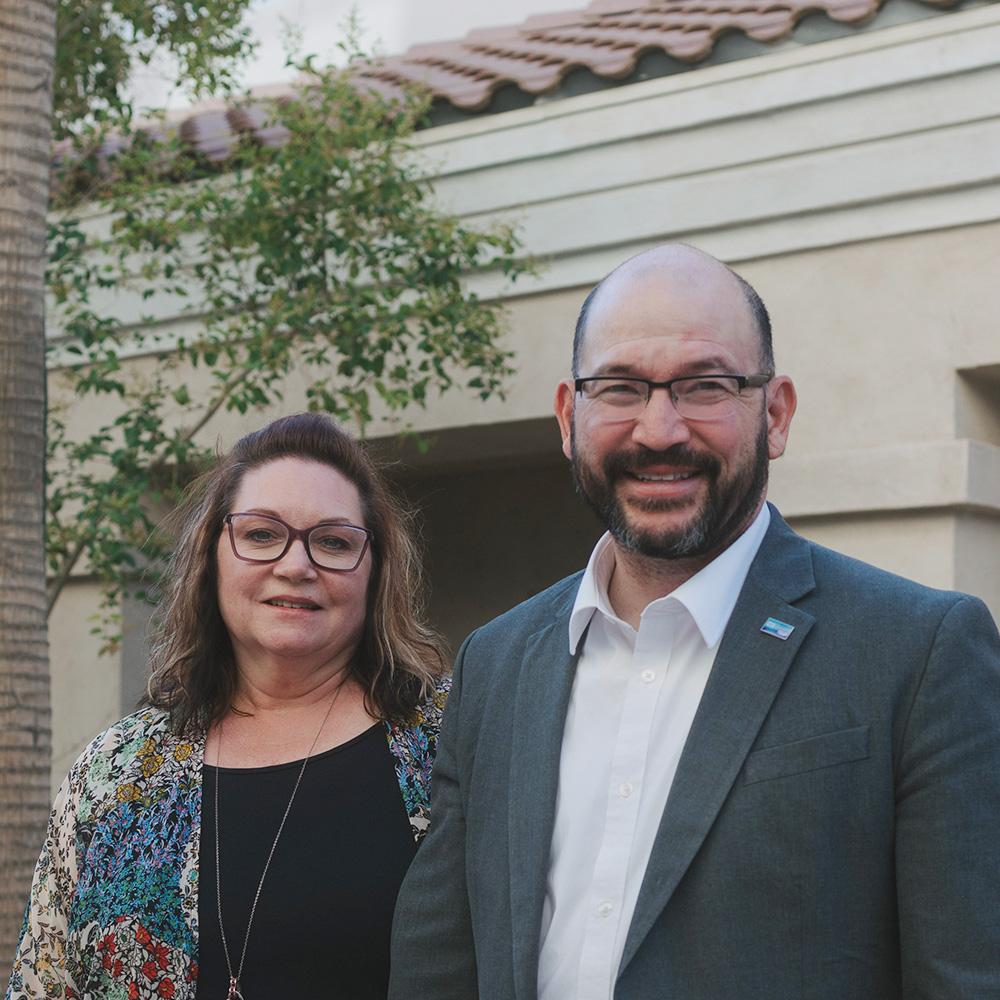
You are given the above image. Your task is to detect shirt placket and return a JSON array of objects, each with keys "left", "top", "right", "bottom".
[{"left": 575, "top": 616, "right": 674, "bottom": 999}]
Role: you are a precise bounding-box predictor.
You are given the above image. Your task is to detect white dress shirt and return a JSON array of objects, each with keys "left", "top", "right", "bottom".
[{"left": 536, "top": 505, "right": 770, "bottom": 1000}]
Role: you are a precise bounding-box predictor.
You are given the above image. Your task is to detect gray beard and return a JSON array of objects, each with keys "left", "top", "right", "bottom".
[{"left": 571, "top": 419, "right": 770, "bottom": 561}]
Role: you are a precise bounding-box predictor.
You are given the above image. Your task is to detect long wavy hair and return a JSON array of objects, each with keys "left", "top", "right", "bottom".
[{"left": 144, "top": 412, "right": 447, "bottom": 732}]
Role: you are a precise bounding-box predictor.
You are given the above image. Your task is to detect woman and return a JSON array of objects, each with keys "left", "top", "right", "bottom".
[{"left": 7, "top": 413, "right": 449, "bottom": 1000}]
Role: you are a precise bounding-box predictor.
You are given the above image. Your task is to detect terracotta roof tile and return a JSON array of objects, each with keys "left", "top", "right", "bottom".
[
  {"left": 174, "top": 104, "right": 293, "bottom": 160},
  {"left": 51, "top": 99, "right": 291, "bottom": 185},
  {"left": 355, "top": 0, "right": 958, "bottom": 111}
]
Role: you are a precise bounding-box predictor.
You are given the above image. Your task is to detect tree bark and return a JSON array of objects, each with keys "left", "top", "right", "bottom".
[{"left": 0, "top": 0, "right": 56, "bottom": 977}]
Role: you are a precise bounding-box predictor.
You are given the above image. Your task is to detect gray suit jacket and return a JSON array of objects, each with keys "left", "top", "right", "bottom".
[{"left": 389, "top": 507, "right": 1000, "bottom": 999}]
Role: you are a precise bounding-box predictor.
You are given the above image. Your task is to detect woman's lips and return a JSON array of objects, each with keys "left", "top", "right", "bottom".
[{"left": 264, "top": 598, "right": 321, "bottom": 610}]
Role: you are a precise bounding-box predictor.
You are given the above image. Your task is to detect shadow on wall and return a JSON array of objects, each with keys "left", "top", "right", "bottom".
[{"left": 395, "top": 457, "right": 601, "bottom": 654}]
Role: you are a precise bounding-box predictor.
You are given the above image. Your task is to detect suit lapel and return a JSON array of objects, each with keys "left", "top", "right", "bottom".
[
  {"left": 620, "top": 509, "right": 817, "bottom": 972},
  {"left": 508, "top": 598, "right": 581, "bottom": 1000}
]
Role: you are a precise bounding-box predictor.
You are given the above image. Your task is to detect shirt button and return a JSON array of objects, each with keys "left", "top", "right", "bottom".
[
  {"left": 640, "top": 669, "right": 656, "bottom": 683},
  {"left": 619, "top": 781, "right": 634, "bottom": 798},
  {"left": 597, "top": 901, "right": 614, "bottom": 917}
]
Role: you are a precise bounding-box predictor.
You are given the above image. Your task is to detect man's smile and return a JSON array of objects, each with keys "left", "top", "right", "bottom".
[{"left": 630, "top": 471, "right": 697, "bottom": 483}]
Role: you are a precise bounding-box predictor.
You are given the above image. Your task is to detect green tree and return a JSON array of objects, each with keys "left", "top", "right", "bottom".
[
  {"left": 45, "top": 56, "right": 531, "bottom": 646},
  {"left": 53, "top": 0, "right": 254, "bottom": 140}
]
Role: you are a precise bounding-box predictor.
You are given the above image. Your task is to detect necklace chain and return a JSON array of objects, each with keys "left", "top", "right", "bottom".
[{"left": 214, "top": 684, "right": 343, "bottom": 1000}]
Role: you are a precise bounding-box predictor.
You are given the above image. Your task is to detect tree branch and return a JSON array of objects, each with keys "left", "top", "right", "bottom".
[{"left": 46, "top": 536, "right": 87, "bottom": 615}]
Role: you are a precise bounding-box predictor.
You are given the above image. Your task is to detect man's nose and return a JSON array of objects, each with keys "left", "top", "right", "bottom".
[{"left": 630, "top": 386, "right": 693, "bottom": 450}]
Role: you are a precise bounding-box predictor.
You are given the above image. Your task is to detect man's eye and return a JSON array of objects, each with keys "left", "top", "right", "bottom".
[
  {"left": 596, "top": 381, "right": 643, "bottom": 399},
  {"left": 682, "top": 379, "right": 733, "bottom": 399}
]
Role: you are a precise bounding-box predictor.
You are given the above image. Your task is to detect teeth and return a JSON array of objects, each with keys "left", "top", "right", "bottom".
[
  {"left": 268, "top": 600, "right": 317, "bottom": 609},
  {"left": 635, "top": 472, "right": 692, "bottom": 482}
]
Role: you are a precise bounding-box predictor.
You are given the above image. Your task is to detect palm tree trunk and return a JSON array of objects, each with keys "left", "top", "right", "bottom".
[{"left": 0, "top": 0, "right": 57, "bottom": 975}]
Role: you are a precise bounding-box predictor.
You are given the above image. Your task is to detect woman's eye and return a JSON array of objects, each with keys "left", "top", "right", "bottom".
[
  {"left": 244, "top": 529, "right": 278, "bottom": 543},
  {"left": 314, "top": 533, "right": 350, "bottom": 551}
]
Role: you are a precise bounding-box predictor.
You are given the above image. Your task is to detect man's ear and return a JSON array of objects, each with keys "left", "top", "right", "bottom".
[
  {"left": 765, "top": 375, "right": 797, "bottom": 459},
  {"left": 554, "top": 379, "right": 576, "bottom": 461}
]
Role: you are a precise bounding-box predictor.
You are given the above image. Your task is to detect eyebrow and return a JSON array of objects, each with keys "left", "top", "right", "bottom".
[
  {"left": 239, "top": 508, "right": 357, "bottom": 525},
  {"left": 593, "top": 356, "right": 741, "bottom": 378}
]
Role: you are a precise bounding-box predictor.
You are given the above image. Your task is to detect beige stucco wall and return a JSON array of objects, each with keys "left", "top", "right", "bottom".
[
  {"left": 746, "top": 224, "right": 1000, "bottom": 520},
  {"left": 49, "top": 580, "right": 123, "bottom": 784},
  {"left": 740, "top": 226, "right": 1000, "bottom": 454},
  {"left": 45, "top": 3, "right": 1000, "bottom": 788}
]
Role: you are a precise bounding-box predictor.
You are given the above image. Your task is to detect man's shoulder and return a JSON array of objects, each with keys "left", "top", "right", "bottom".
[
  {"left": 762, "top": 509, "right": 993, "bottom": 620},
  {"left": 806, "top": 536, "right": 945, "bottom": 597},
  {"left": 464, "top": 571, "right": 584, "bottom": 647}
]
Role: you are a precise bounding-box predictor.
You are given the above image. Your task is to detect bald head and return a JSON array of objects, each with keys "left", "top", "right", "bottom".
[{"left": 572, "top": 244, "right": 773, "bottom": 376}]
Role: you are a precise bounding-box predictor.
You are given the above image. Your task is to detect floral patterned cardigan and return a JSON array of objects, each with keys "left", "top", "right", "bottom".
[{"left": 6, "top": 681, "right": 448, "bottom": 1000}]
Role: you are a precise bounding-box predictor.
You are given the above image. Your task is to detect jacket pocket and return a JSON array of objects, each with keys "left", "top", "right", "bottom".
[{"left": 743, "top": 725, "right": 870, "bottom": 784}]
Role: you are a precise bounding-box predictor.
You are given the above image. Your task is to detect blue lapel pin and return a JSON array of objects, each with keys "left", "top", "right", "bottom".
[{"left": 761, "top": 617, "right": 795, "bottom": 640}]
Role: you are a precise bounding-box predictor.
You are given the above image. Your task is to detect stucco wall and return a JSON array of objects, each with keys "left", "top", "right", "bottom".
[{"left": 49, "top": 581, "right": 123, "bottom": 784}]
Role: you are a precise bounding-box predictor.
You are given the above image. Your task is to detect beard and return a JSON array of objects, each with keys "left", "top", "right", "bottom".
[{"left": 571, "top": 418, "right": 770, "bottom": 561}]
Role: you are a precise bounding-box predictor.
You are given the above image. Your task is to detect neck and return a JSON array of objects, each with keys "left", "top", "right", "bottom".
[
  {"left": 606, "top": 546, "right": 709, "bottom": 629},
  {"left": 226, "top": 634, "right": 362, "bottom": 709},
  {"left": 208, "top": 667, "right": 376, "bottom": 768},
  {"left": 606, "top": 500, "right": 768, "bottom": 627},
  {"left": 232, "top": 663, "right": 350, "bottom": 714}
]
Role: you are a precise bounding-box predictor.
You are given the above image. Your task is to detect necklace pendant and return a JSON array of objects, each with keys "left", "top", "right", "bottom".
[{"left": 227, "top": 977, "right": 244, "bottom": 1000}]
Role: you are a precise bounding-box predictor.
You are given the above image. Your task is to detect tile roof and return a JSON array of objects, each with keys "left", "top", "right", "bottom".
[
  {"left": 53, "top": 0, "right": 967, "bottom": 175},
  {"left": 354, "top": 0, "right": 962, "bottom": 114}
]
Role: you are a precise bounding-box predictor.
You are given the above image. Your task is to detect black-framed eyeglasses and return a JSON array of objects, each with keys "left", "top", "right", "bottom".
[
  {"left": 223, "top": 513, "right": 372, "bottom": 572},
  {"left": 574, "top": 374, "right": 772, "bottom": 422}
]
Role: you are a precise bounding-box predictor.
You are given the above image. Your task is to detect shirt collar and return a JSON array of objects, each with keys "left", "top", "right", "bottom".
[{"left": 568, "top": 504, "right": 771, "bottom": 653}]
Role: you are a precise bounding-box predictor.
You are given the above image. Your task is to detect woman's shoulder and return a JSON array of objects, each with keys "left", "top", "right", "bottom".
[
  {"left": 384, "top": 675, "right": 450, "bottom": 757},
  {"left": 63, "top": 708, "right": 202, "bottom": 821},
  {"left": 70, "top": 708, "right": 173, "bottom": 773},
  {"left": 412, "top": 674, "right": 451, "bottom": 733}
]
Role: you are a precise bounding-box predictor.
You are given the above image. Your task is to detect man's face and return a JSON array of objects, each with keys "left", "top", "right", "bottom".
[
  {"left": 570, "top": 407, "right": 771, "bottom": 562},
  {"left": 555, "top": 254, "right": 794, "bottom": 566}
]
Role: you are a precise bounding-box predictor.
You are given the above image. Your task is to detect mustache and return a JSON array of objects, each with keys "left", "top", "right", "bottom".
[{"left": 602, "top": 444, "right": 720, "bottom": 479}]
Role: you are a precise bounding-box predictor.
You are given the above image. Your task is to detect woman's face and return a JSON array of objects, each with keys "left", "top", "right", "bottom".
[{"left": 215, "top": 457, "right": 372, "bottom": 678}]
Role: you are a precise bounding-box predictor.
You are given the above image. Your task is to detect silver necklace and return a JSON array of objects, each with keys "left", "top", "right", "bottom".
[{"left": 213, "top": 684, "right": 343, "bottom": 1000}]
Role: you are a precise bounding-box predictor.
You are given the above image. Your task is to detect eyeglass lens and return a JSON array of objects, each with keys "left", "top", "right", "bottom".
[
  {"left": 580, "top": 376, "right": 747, "bottom": 420},
  {"left": 229, "top": 514, "right": 367, "bottom": 570}
]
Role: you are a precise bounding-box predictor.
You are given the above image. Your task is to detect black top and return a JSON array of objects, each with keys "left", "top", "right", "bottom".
[{"left": 196, "top": 722, "right": 417, "bottom": 1000}]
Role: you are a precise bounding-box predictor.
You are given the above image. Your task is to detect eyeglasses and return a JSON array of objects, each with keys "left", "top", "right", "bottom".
[
  {"left": 574, "top": 374, "right": 772, "bottom": 422},
  {"left": 223, "top": 513, "right": 372, "bottom": 572}
]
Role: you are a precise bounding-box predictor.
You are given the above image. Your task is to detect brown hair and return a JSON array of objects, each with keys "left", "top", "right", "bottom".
[{"left": 144, "top": 412, "right": 447, "bottom": 732}]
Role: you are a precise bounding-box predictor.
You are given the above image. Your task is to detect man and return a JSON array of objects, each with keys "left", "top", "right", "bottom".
[{"left": 388, "top": 244, "right": 1000, "bottom": 999}]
